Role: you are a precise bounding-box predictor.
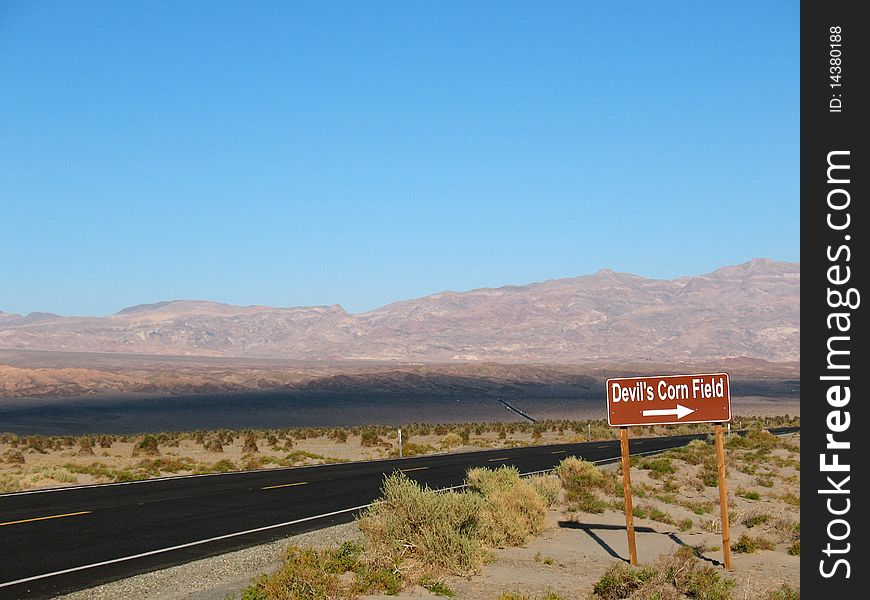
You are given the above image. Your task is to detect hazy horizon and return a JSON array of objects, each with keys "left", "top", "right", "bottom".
[{"left": 1, "top": 256, "right": 799, "bottom": 318}]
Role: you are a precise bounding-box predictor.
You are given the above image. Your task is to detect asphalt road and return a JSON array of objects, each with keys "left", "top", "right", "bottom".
[{"left": 0, "top": 427, "right": 798, "bottom": 599}]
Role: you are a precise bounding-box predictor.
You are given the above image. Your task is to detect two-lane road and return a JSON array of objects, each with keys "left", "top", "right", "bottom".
[{"left": 0, "top": 427, "right": 798, "bottom": 599}]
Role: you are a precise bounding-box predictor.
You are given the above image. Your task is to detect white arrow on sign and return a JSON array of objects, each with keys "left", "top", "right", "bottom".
[{"left": 641, "top": 404, "right": 696, "bottom": 420}]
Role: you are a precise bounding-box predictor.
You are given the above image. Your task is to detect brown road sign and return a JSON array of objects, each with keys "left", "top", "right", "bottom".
[{"left": 606, "top": 372, "right": 731, "bottom": 427}]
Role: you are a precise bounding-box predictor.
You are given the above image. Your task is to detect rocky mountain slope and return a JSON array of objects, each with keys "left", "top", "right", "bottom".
[{"left": 0, "top": 259, "right": 799, "bottom": 363}]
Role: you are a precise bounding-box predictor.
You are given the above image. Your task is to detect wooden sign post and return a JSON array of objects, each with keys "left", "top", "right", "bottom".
[
  {"left": 714, "top": 423, "right": 732, "bottom": 570},
  {"left": 619, "top": 427, "right": 638, "bottom": 565},
  {"left": 606, "top": 373, "right": 732, "bottom": 568}
]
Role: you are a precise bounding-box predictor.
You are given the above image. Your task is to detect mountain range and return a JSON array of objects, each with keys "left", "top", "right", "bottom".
[{"left": 0, "top": 258, "right": 799, "bottom": 363}]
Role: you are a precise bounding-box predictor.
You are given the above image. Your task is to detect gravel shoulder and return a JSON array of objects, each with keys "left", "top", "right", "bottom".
[{"left": 56, "top": 521, "right": 362, "bottom": 600}]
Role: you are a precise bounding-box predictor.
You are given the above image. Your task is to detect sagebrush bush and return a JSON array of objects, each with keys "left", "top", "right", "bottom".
[
  {"left": 592, "top": 547, "right": 735, "bottom": 600},
  {"left": 359, "top": 429, "right": 382, "bottom": 447},
  {"left": 357, "top": 466, "right": 551, "bottom": 582},
  {"left": 358, "top": 472, "right": 487, "bottom": 577},
  {"left": 242, "top": 433, "right": 259, "bottom": 454},
  {"left": 132, "top": 435, "right": 160, "bottom": 457},
  {"left": 480, "top": 480, "right": 546, "bottom": 547},
  {"left": 440, "top": 432, "right": 463, "bottom": 449},
  {"left": 732, "top": 533, "right": 776, "bottom": 554},
  {"left": 1, "top": 448, "right": 25, "bottom": 464},
  {"left": 557, "top": 456, "right": 618, "bottom": 513}
]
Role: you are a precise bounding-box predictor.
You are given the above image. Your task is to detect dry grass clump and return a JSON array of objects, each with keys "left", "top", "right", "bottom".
[
  {"left": 592, "top": 547, "right": 735, "bottom": 600},
  {"left": 440, "top": 432, "right": 463, "bottom": 450},
  {"left": 0, "top": 472, "right": 23, "bottom": 493},
  {"left": 1, "top": 448, "right": 25, "bottom": 464},
  {"left": 556, "top": 456, "right": 619, "bottom": 513}
]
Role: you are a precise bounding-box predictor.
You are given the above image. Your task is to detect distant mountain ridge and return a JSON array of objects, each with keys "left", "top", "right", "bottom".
[{"left": 0, "top": 259, "right": 799, "bottom": 363}]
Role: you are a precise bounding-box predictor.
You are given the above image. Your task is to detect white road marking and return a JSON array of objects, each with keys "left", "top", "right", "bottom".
[{"left": 0, "top": 504, "right": 372, "bottom": 589}]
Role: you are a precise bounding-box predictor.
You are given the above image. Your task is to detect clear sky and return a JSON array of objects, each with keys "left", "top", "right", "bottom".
[{"left": 1, "top": 1, "right": 798, "bottom": 317}]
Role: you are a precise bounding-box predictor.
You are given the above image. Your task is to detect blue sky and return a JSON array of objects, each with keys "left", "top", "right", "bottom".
[{"left": 1, "top": 1, "right": 798, "bottom": 317}]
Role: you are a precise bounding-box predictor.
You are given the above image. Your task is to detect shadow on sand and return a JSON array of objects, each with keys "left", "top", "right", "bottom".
[{"left": 558, "top": 520, "right": 722, "bottom": 566}]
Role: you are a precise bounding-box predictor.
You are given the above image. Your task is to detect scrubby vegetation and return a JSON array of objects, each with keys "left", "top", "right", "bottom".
[
  {"left": 557, "top": 457, "right": 620, "bottom": 513},
  {"left": 241, "top": 466, "right": 552, "bottom": 599},
  {"left": 0, "top": 416, "right": 799, "bottom": 492},
  {"left": 731, "top": 533, "right": 776, "bottom": 554},
  {"left": 592, "top": 547, "right": 735, "bottom": 600}
]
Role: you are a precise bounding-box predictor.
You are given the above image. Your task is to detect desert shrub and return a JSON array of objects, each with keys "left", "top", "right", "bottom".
[
  {"left": 132, "top": 435, "right": 160, "bottom": 457},
  {"left": 206, "top": 459, "right": 237, "bottom": 473},
  {"left": 458, "top": 428, "right": 471, "bottom": 444},
  {"left": 679, "top": 518, "right": 693, "bottom": 532},
  {"left": 25, "top": 435, "right": 49, "bottom": 453},
  {"left": 788, "top": 539, "right": 800, "bottom": 555},
  {"left": 731, "top": 533, "right": 776, "bottom": 554},
  {"left": 328, "top": 429, "right": 348, "bottom": 443},
  {"left": 742, "top": 512, "right": 772, "bottom": 529},
  {"left": 360, "top": 429, "right": 382, "bottom": 447},
  {"left": 631, "top": 504, "right": 674, "bottom": 525},
  {"left": 77, "top": 436, "right": 95, "bottom": 456},
  {"left": 528, "top": 474, "right": 561, "bottom": 507},
  {"left": 242, "top": 433, "right": 259, "bottom": 454},
  {"left": 0, "top": 433, "right": 19, "bottom": 445},
  {"left": 662, "top": 478, "right": 680, "bottom": 493},
  {"left": 664, "top": 439, "right": 713, "bottom": 465},
  {"left": 1, "top": 448, "right": 25, "bottom": 464},
  {"left": 467, "top": 465, "right": 522, "bottom": 496},
  {"left": 764, "top": 584, "right": 800, "bottom": 600},
  {"left": 699, "top": 456, "right": 720, "bottom": 488},
  {"left": 592, "top": 563, "right": 657, "bottom": 599},
  {"left": 0, "top": 473, "right": 23, "bottom": 493},
  {"left": 755, "top": 475, "right": 775, "bottom": 488},
  {"left": 204, "top": 437, "right": 224, "bottom": 453},
  {"left": 479, "top": 479, "right": 546, "bottom": 547},
  {"left": 138, "top": 457, "right": 195, "bottom": 474},
  {"left": 440, "top": 432, "right": 463, "bottom": 449},
  {"left": 242, "top": 546, "right": 342, "bottom": 600},
  {"left": 678, "top": 499, "right": 714, "bottom": 515},
  {"left": 98, "top": 435, "right": 113, "bottom": 448},
  {"left": 557, "top": 457, "right": 618, "bottom": 513},
  {"left": 421, "top": 579, "right": 455, "bottom": 597},
  {"left": 593, "top": 548, "right": 735, "bottom": 600},
  {"left": 390, "top": 441, "right": 437, "bottom": 458},
  {"left": 358, "top": 472, "right": 487, "bottom": 578},
  {"left": 24, "top": 466, "right": 78, "bottom": 485},
  {"left": 244, "top": 455, "right": 272, "bottom": 470},
  {"left": 636, "top": 457, "right": 676, "bottom": 478},
  {"left": 352, "top": 564, "right": 403, "bottom": 595},
  {"left": 777, "top": 492, "right": 800, "bottom": 507},
  {"left": 736, "top": 487, "right": 760, "bottom": 500}
]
